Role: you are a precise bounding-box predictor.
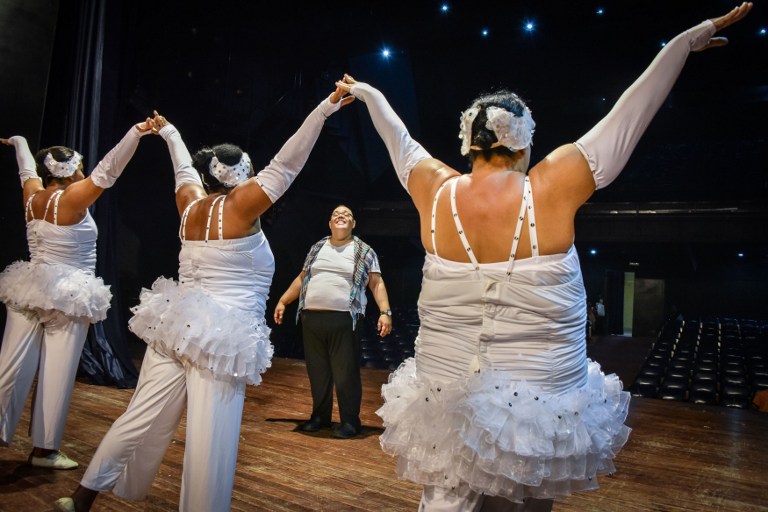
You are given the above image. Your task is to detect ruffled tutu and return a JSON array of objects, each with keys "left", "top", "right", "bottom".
[
  {"left": 128, "top": 277, "right": 273, "bottom": 386},
  {"left": 0, "top": 260, "right": 111, "bottom": 322},
  {"left": 377, "top": 358, "right": 631, "bottom": 502}
]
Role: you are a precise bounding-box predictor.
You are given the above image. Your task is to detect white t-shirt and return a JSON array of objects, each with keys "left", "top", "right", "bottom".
[{"left": 303, "top": 241, "right": 380, "bottom": 311}]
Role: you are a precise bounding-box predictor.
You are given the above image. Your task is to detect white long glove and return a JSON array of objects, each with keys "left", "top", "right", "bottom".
[
  {"left": 158, "top": 124, "right": 204, "bottom": 192},
  {"left": 90, "top": 125, "right": 150, "bottom": 189},
  {"left": 254, "top": 94, "right": 341, "bottom": 203},
  {"left": 7, "top": 136, "right": 39, "bottom": 187},
  {"left": 575, "top": 20, "right": 717, "bottom": 190},
  {"left": 349, "top": 83, "right": 431, "bottom": 193}
]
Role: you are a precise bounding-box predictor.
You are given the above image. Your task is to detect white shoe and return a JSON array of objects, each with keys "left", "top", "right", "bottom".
[
  {"left": 53, "top": 497, "right": 76, "bottom": 512},
  {"left": 29, "top": 451, "right": 79, "bottom": 470}
]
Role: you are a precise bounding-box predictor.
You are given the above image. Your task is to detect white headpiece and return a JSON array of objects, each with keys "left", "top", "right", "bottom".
[
  {"left": 458, "top": 105, "right": 535, "bottom": 156},
  {"left": 44, "top": 151, "right": 83, "bottom": 178},
  {"left": 209, "top": 152, "right": 252, "bottom": 188}
]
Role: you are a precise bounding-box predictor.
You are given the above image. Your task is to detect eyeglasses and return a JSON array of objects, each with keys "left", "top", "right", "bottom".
[{"left": 331, "top": 211, "right": 354, "bottom": 220}]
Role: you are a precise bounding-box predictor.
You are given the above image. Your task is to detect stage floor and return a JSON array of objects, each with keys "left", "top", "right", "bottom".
[{"left": 1, "top": 351, "right": 767, "bottom": 511}]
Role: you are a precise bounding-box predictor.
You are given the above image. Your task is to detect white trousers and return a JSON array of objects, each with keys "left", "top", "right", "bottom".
[
  {"left": 420, "top": 486, "right": 554, "bottom": 512},
  {"left": 0, "top": 305, "right": 89, "bottom": 448},
  {"left": 81, "top": 346, "right": 246, "bottom": 512}
]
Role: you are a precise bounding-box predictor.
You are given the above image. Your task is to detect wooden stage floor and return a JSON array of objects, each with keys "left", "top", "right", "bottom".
[{"left": 2, "top": 346, "right": 768, "bottom": 511}]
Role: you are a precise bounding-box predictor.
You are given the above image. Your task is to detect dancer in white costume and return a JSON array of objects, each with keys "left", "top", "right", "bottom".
[
  {"left": 0, "top": 121, "right": 152, "bottom": 469},
  {"left": 54, "top": 87, "right": 353, "bottom": 512},
  {"left": 336, "top": 4, "right": 752, "bottom": 511}
]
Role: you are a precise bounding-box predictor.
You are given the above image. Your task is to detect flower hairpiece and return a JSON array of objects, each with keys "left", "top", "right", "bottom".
[
  {"left": 482, "top": 106, "right": 535, "bottom": 151},
  {"left": 458, "top": 106, "right": 481, "bottom": 156},
  {"left": 458, "top": 104, "right": 536, "bottom": 156},
  {"left": 44, "top": 151, "right": 83, "bottom": 178},
  {"left": 209, "top": 152, "right": 252, "bottom": 188}
]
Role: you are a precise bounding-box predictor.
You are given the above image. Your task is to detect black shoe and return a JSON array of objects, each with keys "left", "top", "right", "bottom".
[
  {"left": 299, "top": 417, "right": 331, "bottom": 432},
  {"left": 332, "top": 423, "right": 359, "bottom": 439}
]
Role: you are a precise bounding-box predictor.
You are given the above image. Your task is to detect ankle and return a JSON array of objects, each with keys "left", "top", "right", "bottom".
[{"left": 31, "top": 447, "right": 56, "bottom": 458}]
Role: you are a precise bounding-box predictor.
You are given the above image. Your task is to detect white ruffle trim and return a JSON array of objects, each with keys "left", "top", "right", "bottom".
[
  {"left": 0, "top": 260, "right": 111, "bottom": 322},
  {"left": 128, "top": 277, "right": 273, "bottom": 386},
  {"left": 377, "top": 358, "right": 631, "bottom": 502}
]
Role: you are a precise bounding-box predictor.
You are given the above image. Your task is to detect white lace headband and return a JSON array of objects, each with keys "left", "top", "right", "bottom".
[
  {"left": 43, "top": 151, "right": 83, "bottom": 178},
  {"left": 458, "top": 105, "right": 536, "bottom": 156},
  {"left": 209, "top": 152, "right": 252, "bottom": 188}
]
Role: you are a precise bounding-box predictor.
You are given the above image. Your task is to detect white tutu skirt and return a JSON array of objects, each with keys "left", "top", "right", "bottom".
[
  {"left": 377, "top": 358, "right": 631, "bottom": 502},
  {"left": 0, "top": 260, "right": 111, "bottom": 323},
  {"left": 128, "top": 277, "right": 273, "bottom": 386}
]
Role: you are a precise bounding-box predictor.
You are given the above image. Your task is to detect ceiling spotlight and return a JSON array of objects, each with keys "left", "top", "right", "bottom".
[
  {"left": 660, "top": 41, "right": 667, "bottom": 47},
  {"left": 524, "top": 21, "right": 535, "bottom": 32},
  {"left": 738, "top": 252, "right": 745, "bottom": 258},
  {"left": 440, "top": 4, "right": 449, "bottom": 13},
  {"left": 381, "top": 48, "right": 391, "bottom": 59},
  {"left": 759, "top": 27, "right": 767, "bottom": 36},
  {"left": 481, "top": 28, "right": 489, "bottom": 37},
  {"left": 589, "top": 249, "right": 597, "bottom": 256},
  {"left": 596, "top": 7, "right": 604, "bottom": 15}
]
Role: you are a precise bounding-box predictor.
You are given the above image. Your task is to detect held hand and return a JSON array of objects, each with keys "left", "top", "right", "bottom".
[
  {"left": 377, "top": 314, "right": 392, "bottom": 337},
  {"left": 697, "top": 2, "right": 753, "bottom": 51},
  {"left": 334, "top": 73, "right": 359, "bottom": 95},
  {"left": 274, "top": 302, "right": 286, "bottom": 325},
  {"left": 136, "top": 117, "right": 155, "bottom": 134},
  {"left": 0, "top": 138, "right": 10, "bottom": 146},
  {"left": 152, "top": 110, "right": 170, "bottom": 132},
  {"left": 329, "top": 84, "right": 355, "bottom": 108}
]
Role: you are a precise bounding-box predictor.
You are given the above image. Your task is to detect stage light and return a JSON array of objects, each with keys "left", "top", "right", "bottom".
[
  {"left": 660, "top": 41, "right": 667, "bottom": 47},
  {"left": 440, "top": 4, "right": 449, "bottom": 13},
  {"left": 481, "top": 28, "right": 489, "bottom": 37},
  {"left": 524, "top": 20, "right": 535, "bottom": 32},
  {"left": 596, "top": 7, "right": 604, "bottom": 15},
  {"left": 589, "top": 249, "right": 598, "bottom": 256},
  {"left": 759, "top": 27, "right": 767, "bottom": 36},
  {"left": 381, "top": 48, "right": 391, "bottom": 59},
  {"left": 738, "top": 252, "right": 745, "bottom": 258}
]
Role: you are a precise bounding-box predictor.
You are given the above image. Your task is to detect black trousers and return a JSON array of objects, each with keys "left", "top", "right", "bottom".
[{"left": 301, "top": 310, "right": 362, "bottom": 429}]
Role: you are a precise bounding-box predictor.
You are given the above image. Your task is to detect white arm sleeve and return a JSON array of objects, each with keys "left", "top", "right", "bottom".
[
  {"left": 575, "top": 20, "right": 716, "bottom": 190},
  {"left": 254, "top": 95, "right": 340, "bottom": 203},
  {"left": 349, "top": 83, "right": 431, "bottom": 193},
  {"left": 8, "top": 136, "right": 39, "bottom": 187},
  {"left": 90, "top": 125, "right": 149, "bottom": 189},
  {"left": 158, "top": 124, "right": 204, "bottom": 192}
]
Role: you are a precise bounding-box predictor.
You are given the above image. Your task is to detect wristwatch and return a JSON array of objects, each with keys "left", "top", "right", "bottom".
[{"left": 380, "top": 309, "right": 392, "bottom": 316}]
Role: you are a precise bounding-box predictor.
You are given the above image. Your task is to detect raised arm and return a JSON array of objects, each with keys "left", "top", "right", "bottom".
[
  {"left": 226, "top": 88, "right": 354, "bottom": 222},
  {"left": 154, "top": 112, "right": 207, "bottom": 214},
  {"left": 2, "top": 135, "right": 43, "bottom": 202},
  {"left": 60, "top": 119, "right": 155, "bottom": 211},
  {"left": 541, "top": 3, "right": 753, "bottom": 209},
  {"left": 337, "top": 75, "right": 452, "bottom": 210}
]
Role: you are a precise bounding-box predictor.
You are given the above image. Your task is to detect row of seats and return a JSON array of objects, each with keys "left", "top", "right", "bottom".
[
  {"left": 360, "top": 307, "right": 419, "bottom": 370},
  {"left": 631, "top": 316, "right": 768, "bottom": 408}
]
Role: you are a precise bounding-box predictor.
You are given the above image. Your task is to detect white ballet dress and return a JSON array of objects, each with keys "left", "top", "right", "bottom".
[
  {"left": 0, "top": 190, "right": 111, "bottom": 322},
  {"left": 377, "top": 176, "right": 631, "bottom": 502},
  {"left": 128, "top": 195, "right": 275, "bottom": 385}
]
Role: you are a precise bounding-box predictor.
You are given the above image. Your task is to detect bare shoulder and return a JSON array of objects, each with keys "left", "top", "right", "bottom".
[
  {"left": 408, "top": 158, "right": 461, "bottom": 211},
  {"left": 529, "top": 144, "right": 594, "bottom": 208}
]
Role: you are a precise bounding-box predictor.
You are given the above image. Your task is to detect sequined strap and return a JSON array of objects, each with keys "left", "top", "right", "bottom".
[
  {"left": 430, "top": 177, "right": 455, "bottom": 258},
  {"left": 205, "top": 195, "right": 226, "bottom": 242},
  {"left": 449, "top": 177, "right": 479, "bottom": 270},
  {"left": 41, "top": 190, "right": 64, "bottom": 225},
  {"left": 25, "top": 192, "right": 38, "bottom": 222},
  {"left": 506, "top": 176, "right": 537, "bottom": 277},
  {"left": 179, "top": 197, "right": 204, "bottom": 240}
]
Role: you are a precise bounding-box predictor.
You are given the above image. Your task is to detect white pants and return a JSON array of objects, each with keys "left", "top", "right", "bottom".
[
  {"left": 420, "top": 486, "right": 554, "bottom": 512},
  {"left": 0, "top": 305, "right": 89, "bottom": 448},
  {"left": 81, "top": 346, "right": 246, "bottom": 512}
]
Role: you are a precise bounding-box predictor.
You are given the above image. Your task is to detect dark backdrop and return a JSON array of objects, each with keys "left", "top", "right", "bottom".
[{"left": 1, "top": 0, "right": 766, "bottom": 372}]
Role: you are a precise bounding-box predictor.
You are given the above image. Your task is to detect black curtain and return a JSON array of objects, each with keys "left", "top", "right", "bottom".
[{"left": 42, "top": 0, "right": 137, "bottom": 387}]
